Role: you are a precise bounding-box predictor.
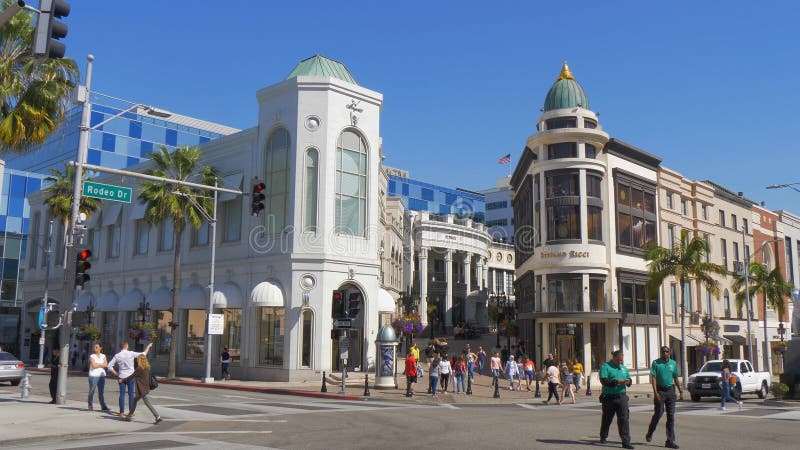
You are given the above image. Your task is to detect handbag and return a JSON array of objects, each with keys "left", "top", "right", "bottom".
[
  {"left": 729, "top": 375, "right": 737, "bottom": 385},
  {"left": 149, "top": 374, "right": 159, "bottom": 390}
]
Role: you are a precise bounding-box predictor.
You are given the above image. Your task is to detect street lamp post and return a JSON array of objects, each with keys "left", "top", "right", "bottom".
[
  {"left": 36, "top": 219, "right": 54, "bottom": 369},
  {"left": 489, "top": 291, "right": 514, "bottom": 349},
  {"left": 135, "top": 301, "right": 150, "bottom": 352}
]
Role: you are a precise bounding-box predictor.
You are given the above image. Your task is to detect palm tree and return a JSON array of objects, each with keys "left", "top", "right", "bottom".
[
  {"left": 0, "top": 0, "right": 80, "bottom": 152},
  {"left": 646, "top": 233, "right": 727, "bottom": 388},
  {"left": 43, "top": 163, "right": 100, "bottom": 266},
  {"left": 732, "top": 261, "right": 794, "bottom": 369},
  {"left": 138, "top": 146, "right": 216, "bottom": 379}
]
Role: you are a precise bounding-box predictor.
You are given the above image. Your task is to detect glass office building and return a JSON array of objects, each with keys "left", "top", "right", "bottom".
[{"left": 387, "top": 174, "right": 485, "bottom": 222}]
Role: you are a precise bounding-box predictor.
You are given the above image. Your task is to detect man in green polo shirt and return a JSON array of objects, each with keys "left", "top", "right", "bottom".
[
  {"left": 599, "top": 350, "right": 633, "bottom": 449},
  {"left": 646, "top": 346, "right": 682, "bottom": 449}
]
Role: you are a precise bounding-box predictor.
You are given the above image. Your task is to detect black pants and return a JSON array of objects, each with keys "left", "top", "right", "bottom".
[
  {"left": 600, "top": 394, "right": 631, "bottom": 445},
  {"left": 547, "top": 382, "right": 560, "bottom": 403},
  {"left": 647, "top": 387, "right": 677, "bottom": 444},
  {"left": 221, "top": 363, "right": 230, "bottom": 380},
  {"left": 439, "top": 373, "right": 450, "bottom": 392},
  {"left": 49, "top": 375, "right": 58, "bottom": 401}
]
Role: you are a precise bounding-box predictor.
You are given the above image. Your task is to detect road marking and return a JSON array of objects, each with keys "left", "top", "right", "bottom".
[
  {"left": 222, "top": 394, "right": 262, "bottom": 400},
  {"left": 132, "top": 431, "right": 274, "bottom": 435},
  {"left": 517, "top": 403, "right": 538, "bottom": 409},
  {"left": 440, "top": 404, "right": 460, "bottom": 410},
  {"left": 149, "top": 395, "right": 187, "bottom": 401},
  {"left": 163, "top": 419, "right": 288, "bottom": 423}
]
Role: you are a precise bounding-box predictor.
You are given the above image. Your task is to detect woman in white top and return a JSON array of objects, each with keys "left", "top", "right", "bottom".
[
  {"left": 438, "top": 356, "right": 452, "bottom": 393},
  {"left": 87, "top": 343, "right": 110, "bottom": 411}
]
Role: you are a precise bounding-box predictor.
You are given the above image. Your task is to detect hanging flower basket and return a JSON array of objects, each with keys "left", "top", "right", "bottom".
[
  {"left": 775, "top": 341, "right": 788, "bottom": 354},
  {"left": 699, "top": 340, "right": 720, "bottom": 357},
  {"left": 76, "top": 324, "right": 101, "bottom": 342},
  {"left": 129, "top": 322, "right": 156, "bottom": 341},
  {"left": 391, "top": 313, "right": 423, "bottom": 338}
]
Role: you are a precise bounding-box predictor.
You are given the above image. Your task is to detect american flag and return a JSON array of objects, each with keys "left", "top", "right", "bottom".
[{"left": 498, "top": 153, "right": 511, "bottom": 164}]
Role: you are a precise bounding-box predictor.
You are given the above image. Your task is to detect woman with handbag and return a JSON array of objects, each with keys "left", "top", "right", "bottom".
[
  {"left": 121, "top": 354, "right": 162, "bottom": 424},
  {"left": 719, "top": 359, "right": 742, "bottom": 411}
]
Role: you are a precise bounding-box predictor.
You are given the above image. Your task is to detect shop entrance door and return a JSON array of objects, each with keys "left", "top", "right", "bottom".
[{"left": 557, "top": 335, "right": 575, "bottom": 364}]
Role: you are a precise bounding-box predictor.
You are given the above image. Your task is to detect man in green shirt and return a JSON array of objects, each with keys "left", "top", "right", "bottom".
[
  {"left": 646, "top": 346, "right": 682, "bottom": 449},
  {"left": 599, "top": 350, "right": 633, "bottom": 449}
]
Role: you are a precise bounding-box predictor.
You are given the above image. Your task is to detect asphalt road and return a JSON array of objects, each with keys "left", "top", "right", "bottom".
[{"left": 2, "top": 373, "right": 799, "bottom": 449}]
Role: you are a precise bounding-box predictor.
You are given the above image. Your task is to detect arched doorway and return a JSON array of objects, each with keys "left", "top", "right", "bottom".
[{"left": 331, "top": 283, "right": 365, "bottom": 372}]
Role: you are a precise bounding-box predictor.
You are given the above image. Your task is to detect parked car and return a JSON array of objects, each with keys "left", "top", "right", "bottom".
[
  {"left": 687, "top": 359, "right": 770, "bottom": 402},
  {"left": 0, "top": 351, "right": 25, "bottom": 386}
]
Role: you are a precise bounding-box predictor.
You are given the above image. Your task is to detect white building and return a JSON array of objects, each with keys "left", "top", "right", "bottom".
[
  {"left": 482, "top": 176, "right": 514, "bottom": 244},
  {"left": 776, "top": 210, "right": 800, "bottom": 337}
]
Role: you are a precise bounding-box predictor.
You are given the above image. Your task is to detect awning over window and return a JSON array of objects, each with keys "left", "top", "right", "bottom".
[
  {"left": 724, "top": 334, "right": 747, "bottom": 345},
  {"left": 129, "top": 200, "right": 147, "bottom": 221},
  {"left": 95, "top": 291, "right": 119, "bottom": 312},
  {"left": 101, "top": 203, "right": 122, "bottom": 226},
  {"left": 118, "top": 289, "right": 145, "bottom": 311},
  {"left": 250, "top": 281, "right": 284, "bottom": 307},
  {"left": 378, "top": 288, "right": 396, "bottom": 312},
  {"left": 178, "top": 285, "right": 208, "bottom": 309},
  {"left": 716, "top": 336, "right": 733, "bottom": 346},
  {"left": 219, "top": 173, "right": 243, "bottom": 202},
  {"left": 686, "top": 334, "right": 705, "bottom": 344},
  {"left": 213, "top": 282, "right": 243, "bottom": 308},
  {"left": 148, "top": 287, "right": 172, "bottom": 311},
  {"left": 75, "top": 292, "right": 94, "bottom": 310},
  {"left": 86, "top": 211, "right": 102, "bottom": 228}
]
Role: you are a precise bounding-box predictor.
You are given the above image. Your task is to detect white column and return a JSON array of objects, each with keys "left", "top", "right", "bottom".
[
  {"left": 419, "top": 247, "right": 428, "bottom": 325},
  {"left": 475, "top": 258, "right": 484, "bottom": 290},
  {"left": 482, "top": 258, "right": 489, "bottom": 290},
  {"left": 463, "top": 253, "right": 472, "bottom": 292},
  {"left": 445, "top": 249, "right": 453, "bottom": 328},
  {"left": 583, "top": 321, "right": 592, "bottom": 373}
]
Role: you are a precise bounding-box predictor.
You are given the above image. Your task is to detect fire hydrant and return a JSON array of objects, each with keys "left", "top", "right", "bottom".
[{"left": 20, "top": 371, "right": 32, "bottom": 399}]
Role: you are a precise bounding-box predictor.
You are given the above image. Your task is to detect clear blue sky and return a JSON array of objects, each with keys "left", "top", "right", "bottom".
[{"left": 60, "top": 1, "right": 800, "bottom": 212}]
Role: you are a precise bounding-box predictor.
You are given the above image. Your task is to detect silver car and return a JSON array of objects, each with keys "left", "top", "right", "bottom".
[{"left": 0, "top": 351, "right": 25, "bottom": 386}]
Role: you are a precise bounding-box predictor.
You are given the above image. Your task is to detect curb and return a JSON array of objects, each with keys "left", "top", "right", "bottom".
[{"left": 156, "top": 379, "right": 362, "bottom": 401}]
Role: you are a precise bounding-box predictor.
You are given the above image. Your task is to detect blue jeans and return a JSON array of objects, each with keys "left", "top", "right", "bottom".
[
  {"left": 508, "top": 374, "right": 516, "bottom": 390},
  {"left": 119, "top": 377, "right": 136, "bottom": 414},
  {"left": 467, "top": 361, "right": 475, "bottom": 380},
  {"left": 455, "top": 373, "right": 466, "bottom": 392},
  {"left": 87, "top": 376, "right": 108, "bottom": 409},
  {"left": 721, "top": 383, "right": 738, "bottom": 408},
  {"left": 429, "top": 375, "right": 439, "bottom": 395}
]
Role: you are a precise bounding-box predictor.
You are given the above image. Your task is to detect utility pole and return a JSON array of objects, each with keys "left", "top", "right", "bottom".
[{"left": 37, "top": 220, "right": 54, "bottom": 368}]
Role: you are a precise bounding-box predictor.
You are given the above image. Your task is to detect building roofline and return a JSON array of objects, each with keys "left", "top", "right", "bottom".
[
  {"left": 703, "top": 180, "right": 757, "bottom": 207},
  {"left": 604, "top": 138, "right": 662, "bottom": 170}
]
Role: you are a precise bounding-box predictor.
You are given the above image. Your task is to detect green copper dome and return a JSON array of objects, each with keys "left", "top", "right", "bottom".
[
  {"left": 286, "top": 55, "right": 358, "bottom": 85},
  {"left": 543, "top": 62, "right": 589, "bottom": 112}
]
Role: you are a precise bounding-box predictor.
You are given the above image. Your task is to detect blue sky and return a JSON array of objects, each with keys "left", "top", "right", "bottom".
[{"left": 60, "top": 1, "right": 800, "bottom": 212}]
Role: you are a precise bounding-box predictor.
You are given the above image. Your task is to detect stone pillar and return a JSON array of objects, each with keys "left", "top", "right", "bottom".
[
  {"left": 419, "top": 247, "right": 428, "bottom": 325},
  {"left": 445, "top": 249, "right": 453, "bottom": 331},
  {"left": 463, "top": 253, "right": 472, "bottom": 292},
  {"left": 482, "top": 258, "right": 489, "bottom": 291},
  {"left": 475, "top": 258, "right": 484, "bottom": 291},
  {"left": 583, "top": 321, "right": 592, "bottom": 374}
]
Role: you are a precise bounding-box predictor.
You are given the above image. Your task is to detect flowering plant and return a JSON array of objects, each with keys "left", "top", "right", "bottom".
[
  {"left": 76, "top": 324, "right": 101, "bottom": 342},
  {"left": 775, "top": 341, "right": 788, "bottom": 354},
  {"left": 699, "top": 340, "right": 720, "bottom": 356},
  {"left": 392, "top": 313, "right": 424, "bottom": 336},
  {"left": 129, "top": 322, "right": 157, "bottom": 341},
  {"left": 500, "top": 319, "right": 518, "bottom": 337}
]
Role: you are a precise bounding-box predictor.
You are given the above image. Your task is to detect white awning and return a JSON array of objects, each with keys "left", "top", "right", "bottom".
[
  {"left": 378, "top": 288, "right": 396, "bottom": 312},
  {"left": 687, "top": 334, "right": 705, "bottom": 345},
  {"left": 213, "top": 283, "right": 243, "bottom": 308},
  {"left": 101, "top": 203, "right": 122, "bottom": 226},
  {"left": 75, "top": 292, "right": 95, "bottom": 310},
  {"left": 250, "top": 281, "right": 284, "bottom": 307},
  {"left": 178, "top": 285, "right": 208, "bottom": 309},
  {"left": 95, "top": 291, "right": 119, "bottom": 312},
  {"left": 118, "top": 288, "right": 145, "bottom": 311},
  {"left": 129, "top": 200, "right": 147, "bottom": 221},
  {"left": 219, "top": 173, "right": 243, "bottom": 202},
  {"left": 148, "top": 287, "right": 172, "bottom": 311}
]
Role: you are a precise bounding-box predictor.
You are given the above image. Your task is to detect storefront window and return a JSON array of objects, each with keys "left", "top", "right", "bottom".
[
  {"left": 185, "top": 309, "right": 206, "bottom": 360},
  {"left": 590, "top": 323, "right": 606, "bottom": 371},
  {"left": 155, "top": 311, "right": 172, "bottom": 357},
  {"left": 587, "top": 206, "right": 602, "bottom": 241},
  {"left": 301, "top": 309, "right": 313, "bottom": 367},
  {"left": 547, "top": 277, "right": 583, "bottom": 312},
  {"left": 220, "top": 309, "right": 241, "bottom": 363},
  {"left": 258, "top": 306, "right": 285, "bottom": 366},
  {"left": 589, "top": 278, "right": 605, "bottom": 312}
]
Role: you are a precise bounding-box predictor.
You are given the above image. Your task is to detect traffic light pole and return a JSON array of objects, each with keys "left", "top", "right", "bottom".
[
  {"left": 37, "top": 219, "right": 54, "bottom": 369},
  {"left": 202, "top": 181, "right": 218, "bottom": 383}
]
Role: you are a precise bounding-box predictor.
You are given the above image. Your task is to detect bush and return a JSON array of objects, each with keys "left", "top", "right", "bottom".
[{"left": 771, "top": 382, "right": 789, "bottom": 399}]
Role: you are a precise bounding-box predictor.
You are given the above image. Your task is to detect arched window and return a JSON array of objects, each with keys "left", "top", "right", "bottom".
[
  {"left": 304, "top": 148, "right": 318, "bottom": 232},
  {"left": 335, "top": 129, "right": 368, "bottom": 236},
  {"left": 265, "top": 128, "right": 290, "bottom": 234},
  {"left": 301, "top": 309, "right": 313, "bottom": 367}
]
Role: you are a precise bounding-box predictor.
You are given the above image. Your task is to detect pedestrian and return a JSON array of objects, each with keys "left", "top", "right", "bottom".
[
  {"left": 572, "top": 358, "right": 585, "bottom": 391},
  {"left": 646, "top": 346, "right": 682, "bottom": 449},
  {"left": 81, "top": 348, "right": 88, "bottom": 371},
  {"left": 599, "top": 350, "right": 633, "bottom": 449},
  {"left": 560, "top": 363, "right": 576, "bottom": 404},
  {"left": 424, "top": 342, "right": 435, "bottom": 367},
  {"left": 523, "top": 357, "right": 535, "bottom": 392},
  {"left": 87, "top": 343, "right": 111, "bottom": 412},
  {"left": 122, "top": 354, "right": 162, "bottom": 424},
  {"left": 465, "top": 347, "right": 477, "bottom": 382},
  {"left": 454, "top": 355, "right": 467, "bottom": 394},
  {"left": 439, "top": 354, "right": 452, "bottom": 393},
  {"left": 719, "top": 359, "right": 743, "bottom": 412},
  {"left": 220, "top": 347, "right": 231, "bottom": 380},
  {"left": 477, "top": 347, "right": 487, "bottom": 376},
  {"left": 428, "top": 352, "right": 441, "bottom": 398},
  {"left": 70, "top": 344, "right": 78, "bottom": 369},
  {"left": 505, "top": 355, "right": 519, "bottom": 391},
  {"left": 48, "top": 347, "right": 60, "bottom": 404},
  {"left": 543, "top": 353, "right": 557, "bottom": 369},
  {"left": 404, "top": 349, "right": 418, "bottom": 397},
  {"left": 514, "top": 345, "right": 523, "bottom": 362},
  {"left": 501, "top": 345, "right": 509, "bottom": 366},
  {"left": 490, "top": 351, "right": 503, "bottom": 386},
  {"left": 108, "top": 342, "right": 153, "bottom": 417},
  {"left": 544, "top": 361, "right": 561, "bottom": 405},
  {"left": 410, "top": 343, "right": 422, "bottom": 379}
]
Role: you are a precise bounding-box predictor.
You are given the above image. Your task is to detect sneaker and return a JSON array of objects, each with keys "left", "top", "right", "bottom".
[
  {"left": 101, "top": 408, "right": 111, "bottom": 412},
  {"left": 153, "top": 416, "right": 162, "bottom": 425},
  {"left": 87, "top": 406, "right": 93, "bottom": 411},
  {"left": 124, "top": 415, "right": 132, "bottom": 422},
  {"left": 665, "top": 442, "right": 679, "bottom": 449},
  {"left": 719, "top": 406, "right": 727, "bottom": 411},
  {"left": 645, "top": 433, "right": 652, "bottom": 443},
  {"left": 622, "top": 444, "right": 634, "bottom": 449},
  {"left": 48, "top": 400, "right": 56, "bottom": 404},
  {"left": 599, "top": 438, "right": 607, "bottom": 444},
  {"left": 117, "top": 412, "right": 125, "bottom": 417},
  {"left": 737, "top": 401, "right": 743, "bottom": 410}
]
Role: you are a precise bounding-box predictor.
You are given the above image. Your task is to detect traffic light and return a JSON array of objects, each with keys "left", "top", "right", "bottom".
[
  {"left": 332, "top": 290, "right": 345, "bottom": 319},
  {"left": 75, "top": 249, "right": 92, "bottom": 289},
  {"left": 251, "top": 180, "right": 266, "bottom": 216},
  {"left": 347, "top": 292, "right": 362, "bottom": 318},
  {"left": 33, "top": 0, "right": 71, "bottom": 59}
]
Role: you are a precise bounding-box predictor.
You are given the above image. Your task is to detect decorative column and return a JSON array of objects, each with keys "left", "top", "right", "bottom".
[
  {"left": 463, "top": 254, "right": 472, "bottom": 292},
  {"left": 475, "top": 258, "right": 484, "bottom": 291},
  {"left": 445, "top": 249, "right": 453, "bottom": 331},
  {"left": 418, "top": 247, "right": 428, "bottom": 325},
  {"left": 482, "top": 258, "right": 489, "bottom": 290}
]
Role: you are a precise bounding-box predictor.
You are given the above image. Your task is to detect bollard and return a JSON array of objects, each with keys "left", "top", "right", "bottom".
[
  {"left": 321, "top": 371, "right": 328, "bottom": 393},
  {"left": 363, "top": 373, "right": 371, "bottom": 397},
  {"left": 493, "top": 376, "right": 501, "bottom": 398},
  {"left": 535, "top": 379, "right": 541, "bottom": 398},
  {"left": 20, "top": 371, "right": 31, "bottom": 399},
  {"left": 585, "top": 376, "right": 592, "bottom": 396},
  {"left": 466, "top": 374, "right": 473, "bottom": 395}
]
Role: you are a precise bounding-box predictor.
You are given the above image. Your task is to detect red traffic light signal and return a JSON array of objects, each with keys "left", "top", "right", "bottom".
[
  {"left": 75, "top": 248, "right": 92, "bottom": 288},
  {"left": 78, "top": 249, "right": 92, "bottom": 260},
  {"left": 332, "top": 290, "right": 346, "bottom": 318},
  {"left": 251, "top": 181, "right": 266, "bottom": 216}
]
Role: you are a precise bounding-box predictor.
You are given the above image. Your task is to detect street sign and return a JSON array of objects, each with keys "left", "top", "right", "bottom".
[
  {"left": 333, "top": 319, "right": 352, "bottom": 329},
  {"left": 83, "top": 181, "right": 132, "bottom": 203},
  {"left": 340, "top": 350, "right": 349, "bottom": 360},
  {"left": 208, "top": 313, "right": 225, "bottom": 335}
]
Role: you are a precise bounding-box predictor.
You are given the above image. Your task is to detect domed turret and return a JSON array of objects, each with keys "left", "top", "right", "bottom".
[{"left": 543, "top": 62, "right": 589, "bottom": 112}]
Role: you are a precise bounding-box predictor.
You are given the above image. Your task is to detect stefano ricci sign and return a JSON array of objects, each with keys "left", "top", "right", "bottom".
[{"left": 539, "top": 250, "right": 590, "bottom": 259}]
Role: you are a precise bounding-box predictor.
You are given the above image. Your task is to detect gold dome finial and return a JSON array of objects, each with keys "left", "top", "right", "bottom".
[{"left": 558, "top": 61, "right": 574, "bottom": 80}]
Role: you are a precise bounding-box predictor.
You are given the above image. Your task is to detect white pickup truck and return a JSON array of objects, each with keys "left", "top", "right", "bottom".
[{"left": 687, "top": 359, "right": 770, "bottom": 402}]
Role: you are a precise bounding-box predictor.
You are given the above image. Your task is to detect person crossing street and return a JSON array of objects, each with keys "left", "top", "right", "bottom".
[
  {"left": 646, "top": 346, "right": 682, "bottom": 449},
  {"left": 599, "top": 350, "right": 633, "bottom": 449}
]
